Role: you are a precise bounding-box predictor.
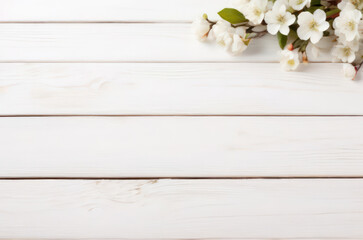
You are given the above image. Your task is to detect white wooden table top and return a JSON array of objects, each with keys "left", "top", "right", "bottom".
[{"left": 1, "top": 0, "right": 363, "bottom": 239}]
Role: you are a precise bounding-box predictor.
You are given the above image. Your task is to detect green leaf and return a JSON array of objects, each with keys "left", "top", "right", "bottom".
[
  {"left": 310, "top": 0, "right": 321, "bottom": 6},
  {"left": 299, "top": 41, "right": 309, "bottom": 52},
  {"left": 326, "top": 8, "right": 340, "bottom": 17},
  {"left": 307, "top": 6, "right": 324, "bottom": 13},
  {"left": 218, "top": 8, "right": 247, "bottom": 24},
  {"left": 288, "top": 29, "right": 298, "bottom": 40},
  {"left": 292, "top": 39, "right": 305, "bottom": 49},
  {"left": 277, "top": 32, "right": 288, "bottom": 50}
]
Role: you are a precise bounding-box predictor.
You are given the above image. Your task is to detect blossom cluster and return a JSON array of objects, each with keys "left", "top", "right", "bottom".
[{"left": 192, "top": 0, "right": 363, "bottom": 80}]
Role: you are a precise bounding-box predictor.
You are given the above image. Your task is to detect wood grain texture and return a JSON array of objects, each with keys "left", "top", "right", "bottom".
[
  {"left": 1, "top": 179, "right": 363, "bottom": 239},
  {"left": 1, "top": 1, "right": 361, "bottom": 239},
  {"left": 0, "top": 24, "right": 331, "bottom": 62},
  {"left": 1, "top": 117, "right": 363, "bottom": 178},
  {"left": 0, "top": 0, "right": 226, "bottom": 22},
  {"left": 0, "top": 63, "right": 362, "bottom": 115}
]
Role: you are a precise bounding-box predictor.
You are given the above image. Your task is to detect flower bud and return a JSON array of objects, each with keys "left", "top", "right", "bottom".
[{"left": 287, "top": 43, "right": 294, "bottom": 51}]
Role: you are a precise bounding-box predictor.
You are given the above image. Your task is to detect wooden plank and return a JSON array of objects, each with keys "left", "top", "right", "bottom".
[
  {"left": 1, "top": 179, "right": 363, "bottom": 239},
  {"left": 0, "top": 24, "right": 331, "bottom": 62},
  {"left": 1, "top": 117, "right": 363, "bottom": 178},
  {"left": 0, "top": 63, "right": 361, "bottom": 116},
  {"left": 0, "top": 0, "right": 225, "bottom": 22}
]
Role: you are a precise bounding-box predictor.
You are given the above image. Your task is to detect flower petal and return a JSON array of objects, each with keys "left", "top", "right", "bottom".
[
  {"left": 313, "top": 9, "right": 326, "bottom": 23},
  {"left": 317, "top": 21, "right": 329, "bottom": 32},
  {"left": 310, "top": 31, "right": 323, "bottom": 44},
  {"left": 297, "top": 11, "right": 313, "bottom": 25},
  {"left": 279, "top": 4, "right": 287, "bottom": 13},
  {"left": 353, "top": 9, "right": 362, "bottom": 21},
  {"left": 286, "top": 13, "right": 296, "bottom": 25},
  {"left": 343, "top": 64, "right": 356, "bottom": 80},
  {"left": 347, "top": 53, "right": 356, "bottom": 63},
  {"left": 267, "top": 23, "right": 280, "bottom": 35},
  {"left": 264, "top": 11, "right": 275, "bottom": 23},
  {"left": 279, "top": 25, "right": 290, "bottom": 35},
  {"left": 297, "top": 26, "right": 311, "bottom": 40},
  {"left": 235, "top": 26, "right": 246, "bottom": 37}
]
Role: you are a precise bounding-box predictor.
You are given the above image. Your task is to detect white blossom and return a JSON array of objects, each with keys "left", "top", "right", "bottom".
[
  {"left": 331, "top": 40, "right": 359, "bottom": 63},
  {"left": 191, "top": 16, "right": 211, "bottom": 41},
  {"left": 307, "top": 36, "right": 335, "bottom": 57},
  {"left": 264, "top": 1, "right": 296, "bottom": 35},
  {"left": 337, "top": 32, "right": 360, "bottom": 46},
  {"left": 343, "top": 63, "right": 357, "bottom": 79},
  {"left": 280, "top": 50, "right": 300, "bottom": 71},
  {"left": 333, "top": 4, "right": 362, "bottom": 41},
  {"left": 212, "top": 21, "right": 248, "bottom": 54},
  {"left": 213, "top": 21, "right": 233, "bottom": 46},
  {"left": 231, "top": 34, "right": 248, "bottom": 54},
  {"left": 288, "top": 0, "right": 311, "bottom": 10},
  {"left": 310, "top": 44, "right": 320, "bottom": 57},
  {"left": 338, "top": 0, "right": 363, "bottom": 10},
  {"left": 245, "top": 0, "right": 269, "bottom": 25},
  {"left": 231, "top": 0, "right": 251, "bottom": 14},
  {"left": 297, "top": 9, "right": 330, "bottom": 44}
]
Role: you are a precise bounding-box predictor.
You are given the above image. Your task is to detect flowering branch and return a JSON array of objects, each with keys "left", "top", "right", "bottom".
[{"left": 192, "top": 0, "right": 363, "bottom": 79}]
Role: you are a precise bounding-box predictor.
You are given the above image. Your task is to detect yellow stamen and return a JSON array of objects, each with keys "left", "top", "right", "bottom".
[
  {"left": 309, "top": 20, "right": 318, "bottom": 30},
  {"left": 277, "top": 15, "right": 286, "bottom": 23},
  {"left": 287, "top": 59, "right": 295, "bottom": 66},
  {"left": 347, "top": 21, "right": 356, "bottom": 31},
  {"left": 254, "top": 8, "right": 262, "bottom": 16},
  {"left": 343, "top": 47, "right": 352, "bottom": 56}
]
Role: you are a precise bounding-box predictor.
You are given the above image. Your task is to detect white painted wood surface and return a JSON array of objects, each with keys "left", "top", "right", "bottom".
[
  {"left": 1, "top": 0, "right": 362, "bottom": 238},
  {"left": 1, "top": 117, "right": 363, "bottom": 178},
  {"left": 0, "top": 0, "right": 226, "bottom": 22},
  {"left": 0, "top": 63, "right": 361, "bottom": 115},
  {"left": 0, "top": 24, "right": 332, "bottom": 62},
  {"left": 1, "top": 179, "right": 363, "bottom": 239}
]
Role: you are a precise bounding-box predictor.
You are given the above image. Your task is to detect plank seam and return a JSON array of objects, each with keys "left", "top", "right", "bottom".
[
  {"left": 0, "top": 21, "right": 192, "bottom": 24},
  {"left": 1, "top": 177, "right": 363, "bottom": 180},
  {"left": 0, "top": 61, "right": 334, "bottom": 63},
  {"left": 1, "top": 115, "right": 363, "bottom": 117}
]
